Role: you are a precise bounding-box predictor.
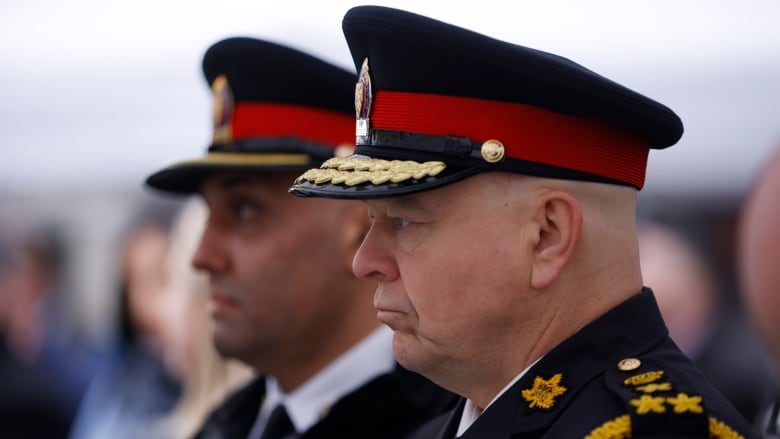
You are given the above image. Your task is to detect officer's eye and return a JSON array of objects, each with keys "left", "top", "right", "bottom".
[
  {"left": 393, "top": 217, "right": 412, "bottom": 229},
  {"left": 235, "top": 201, "right": 260, "bottom": 220}
]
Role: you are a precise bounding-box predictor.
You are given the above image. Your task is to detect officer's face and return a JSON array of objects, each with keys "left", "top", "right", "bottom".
[
  {"left": 354, "top": 172, "right": 543, "bottom": 390},
  {"left": 192, "top": 170, "right": 363, "bottom": 371}
]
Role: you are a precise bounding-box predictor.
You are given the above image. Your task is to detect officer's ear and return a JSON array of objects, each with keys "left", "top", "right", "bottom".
[
  {"left": 339, "top": 201, "right": 372, "bottom": 273},
  {"left": 529, "top": 189, "right": 582, "bottom": 289}
]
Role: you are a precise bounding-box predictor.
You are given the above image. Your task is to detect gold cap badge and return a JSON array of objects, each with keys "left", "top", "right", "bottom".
[
  {"left": 355, "top": 58, "right": 372, "bottom": 137},
  {"left": 211, "top": 74, "right": 234, "bottom": 146}
]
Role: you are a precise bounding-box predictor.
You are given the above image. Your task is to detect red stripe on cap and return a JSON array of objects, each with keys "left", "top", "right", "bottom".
[
  {"left": 372, "top": 91, "right": 650, "bottom": 188},
  {"left": 232, "top": 103, "right": 354, "bottom": 147}
]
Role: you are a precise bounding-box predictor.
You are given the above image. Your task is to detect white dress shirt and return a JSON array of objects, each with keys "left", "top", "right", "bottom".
[
  {"left": 456, "top": 357, "right": 542, "bottom": 437},
  {"left": 247, "top": 326, "right": 396, "bottom": 438}
]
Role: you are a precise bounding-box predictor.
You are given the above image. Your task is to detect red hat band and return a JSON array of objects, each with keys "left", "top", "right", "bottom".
[{"left": 366, "top": 90, "right": 650, "bottom": 189}]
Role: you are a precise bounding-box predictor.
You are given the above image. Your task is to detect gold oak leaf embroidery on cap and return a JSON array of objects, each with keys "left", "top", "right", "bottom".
[{"left": 521, "top": 373, "right": 567, "bottom": 409}]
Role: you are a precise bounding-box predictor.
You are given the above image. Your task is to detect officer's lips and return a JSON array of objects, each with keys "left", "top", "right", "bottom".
[
  {"left": 207, "top": 289, "right": 240, "bottom": 317},
  {"left": 374, "top": 295, "right": 410, "bottom": 329}
]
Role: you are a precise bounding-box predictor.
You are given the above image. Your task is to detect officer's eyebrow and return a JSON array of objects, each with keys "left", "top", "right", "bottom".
[
  {"left": 214, "top": 174, "right": 254, "bottom": 192},
  {"left": 365, "top": 194, "right": 436, "bottom": 217}
]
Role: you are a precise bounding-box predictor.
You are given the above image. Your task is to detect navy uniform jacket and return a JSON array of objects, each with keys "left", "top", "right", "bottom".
[
  {"left": 193, "top": 364, "right": 457, "bottom": 439},
  {"left": 409, "top": 289, "right": 760, "bottom": 439}
]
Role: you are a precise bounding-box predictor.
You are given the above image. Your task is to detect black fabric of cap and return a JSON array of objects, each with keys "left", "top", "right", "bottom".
[{"left": 145, "top": 37, "right": 355, "bottom": 194}]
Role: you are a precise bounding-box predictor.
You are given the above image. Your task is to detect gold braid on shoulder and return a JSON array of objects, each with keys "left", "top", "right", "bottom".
[{"left": 584, "top": 415, "right": 745, "bottom": 439}]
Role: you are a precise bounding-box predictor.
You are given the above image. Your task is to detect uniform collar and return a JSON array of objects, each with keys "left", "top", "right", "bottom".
[
  {"left": 457, "top": 358, "right": 542, "bottom": 436},
  {"left": 263, "top": 325, "right": 396, "bottom": 432},
  {"left": 455, "top": 288, "right": 667, "bottom": 438}
]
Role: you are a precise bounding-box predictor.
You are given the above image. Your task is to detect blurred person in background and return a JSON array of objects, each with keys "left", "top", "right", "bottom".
[
  {"left": 0, "top": 218, "right": 76, "bottom": 438},
  {"left": 145, "top": 37, "right": 455, "bottom": 439},
  {"left": 69, "top": 195, "right": 184, "bottom": 439},
  {"left": 738, "top": 145, "right": 780, "bottom": 437},
  {"left": 0, "top": 211, "right": 107, "bottom": 438},
  {"left": 639, "top": 221, "right": 774, "bottom": 421},
  {"left": 153, "top": 196, "right": 254, "bottom": 438}
]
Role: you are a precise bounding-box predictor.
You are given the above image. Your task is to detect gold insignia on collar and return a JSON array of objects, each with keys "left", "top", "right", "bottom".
[
  {"left": 521, "top": 373, "right": 567, "bottom": 410},
  {"left": 666, "top": 393, "right": 703, "bottom": 414},
  {"left": 630, "top": 395, "right": 666, "bottom": 415},
  {"left": 635, "top": 382, "right": 672, "bottom": 393},
  {"left": 623, "top": 370, "right": 664, "bottom": 387}
]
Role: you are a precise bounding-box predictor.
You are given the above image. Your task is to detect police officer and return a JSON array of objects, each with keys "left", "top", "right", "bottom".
[
  {"left": 290, "top": 6, "right": 758, "bottom": 438},
  {"left": 146, "top": 36, "right": 455, "bottom": 439},
  {"left": 739, "top": 146, "right": 780, "bottom": 437}
]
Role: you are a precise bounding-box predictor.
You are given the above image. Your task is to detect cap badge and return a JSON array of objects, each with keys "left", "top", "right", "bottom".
[
  {"left": 481, "top": 139, "right": 505, "bottom": 163},
  {"left": 355, "top": 58, "right": 373, "bottom": 137},
  {"left": 211, "top": 74, "right": 234, "bottom": 146},
  {"left": 521, "top": 372, "right": 567, "bottom": 410}
]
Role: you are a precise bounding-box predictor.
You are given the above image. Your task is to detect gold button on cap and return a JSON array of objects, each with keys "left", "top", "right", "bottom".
[
  {"left": 617, "top": 358, "right": 641, "bottom": 371},
  {"left": 480, "top": 139, "right": 505, "bottom": 163}
]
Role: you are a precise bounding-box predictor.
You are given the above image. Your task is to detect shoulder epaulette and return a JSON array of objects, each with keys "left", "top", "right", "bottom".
[{"left": 585, "top": 357, "right": 745, "bottom": 439}]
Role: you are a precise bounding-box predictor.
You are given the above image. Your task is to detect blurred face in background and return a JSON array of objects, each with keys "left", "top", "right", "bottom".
[
  {"left": 123, "top": 226, "right": 170, "bottom": 350},
  {"left": 739, "top": 151, "right": 780, "bottom": 370},
  {"left": 192, "top": 170, "right": 370, "bottom": 374}
]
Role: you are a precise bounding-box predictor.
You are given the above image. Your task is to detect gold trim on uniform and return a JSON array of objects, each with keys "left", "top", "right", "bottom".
[
  {"left": 635, "top": 382, "right": 672, "bottom": 393},
  {"left": 630, "top": 394, "right": 666, "bottom": 414},
  {"left": 586, "top": 415, "right": 745, "bottom": 439},
  {"left": 584, "top": 415, "right": 630, "bottom": 439},
  {"left": 623, "top": 370, "right": 664, "bottom": 387},
  {"left": 520, "top": 373, "right": 567, "bottom": 410},
  {"left": 709, "top": 417, "right": 745, "bottom": 439},
  {"left": 295, "top": 157, "right": 447, "bottom": 187},
  {"left": 666, "top": 392, "right": 704, "bottom": 414}
]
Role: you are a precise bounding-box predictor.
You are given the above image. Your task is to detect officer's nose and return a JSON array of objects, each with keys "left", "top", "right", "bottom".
[
  {"left": 191, "top": 220, "right": 230, "bottom": 275},
  {"left": 352, "top": 223, "right": 399, "bottom": 283}
]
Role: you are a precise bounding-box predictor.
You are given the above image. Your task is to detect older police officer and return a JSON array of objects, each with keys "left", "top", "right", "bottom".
[{"left": 291, "top": 6, "right": 758, "bottom": 439}]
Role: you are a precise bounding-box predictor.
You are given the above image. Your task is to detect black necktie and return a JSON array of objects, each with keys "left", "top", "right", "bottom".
[{"left": 260, "top": 404, "right": 296, "bottom": 439}]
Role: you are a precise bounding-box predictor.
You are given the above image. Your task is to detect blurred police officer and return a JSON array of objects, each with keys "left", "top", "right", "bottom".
[
  {"left": 290, "top": 6, "right": 758, "bottom": 438},
  {"left": 739, "top": 146, "right": 780, "bottom": 437},
  {"left": 146, "top": 37, "right": 454, "bottom": 439}
]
